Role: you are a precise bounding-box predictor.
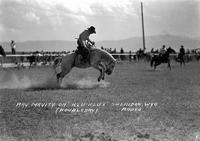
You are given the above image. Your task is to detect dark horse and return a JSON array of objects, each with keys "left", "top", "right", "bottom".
[
  {"left": 0, "top": 45, "right": 6, "bottom": 67},
  {"left": 150, "top": 47, "right": 176, "bottom": 70}
]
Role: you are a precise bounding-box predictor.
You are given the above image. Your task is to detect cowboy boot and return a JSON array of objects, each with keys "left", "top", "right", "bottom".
[{"left": 80, "top": 54, "right": 87, "bottom": 64}]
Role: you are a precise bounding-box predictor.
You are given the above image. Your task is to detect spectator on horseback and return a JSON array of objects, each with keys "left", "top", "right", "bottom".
[
  {"left": 120, "top": 48, "right": 124, "bottom": 60},
  {"left": 178, "top": 45, "right": 186, "bottom": 66},
  {"left": 77, "top": 26, "right": 96, "bottom": 62},
  {"left": 151, "top": 48, "right": 154, "bottom": 53},
  {"left": 179, "top": 45, "right": 185, "bottom": 55}
]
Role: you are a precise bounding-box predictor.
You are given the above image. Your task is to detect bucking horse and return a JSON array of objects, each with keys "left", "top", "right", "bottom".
[
  {"left": 53, "top": 46, "right": 116, "bottom": 85},
  {"left": 150, "top": 47, "right": 176, "bottom": 70}
]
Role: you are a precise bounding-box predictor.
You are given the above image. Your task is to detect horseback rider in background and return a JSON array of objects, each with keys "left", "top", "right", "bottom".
[
  {"left": 159, "top": 45, "right": 166, "bottom": 56},
  {"left": 157, "top": 45, "right": 167, "bottom": 62},
  {"left": 77, "top": 26, "right": 96, "bottom": 63},
  {"left": 178, "top": 45, "right": 186, "bottom": 66},
  {"left": 179, "top": 45, "right": 185, "bottom": 56}
]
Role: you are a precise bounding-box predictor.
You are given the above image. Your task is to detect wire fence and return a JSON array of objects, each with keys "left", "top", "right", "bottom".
[{"left": 0, "top": 53, "right": 200, "bottom": 68}]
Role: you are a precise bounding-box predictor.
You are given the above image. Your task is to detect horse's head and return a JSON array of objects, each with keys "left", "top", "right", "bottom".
[
  {"left": 105, "top": 59, "right": 116, "bottom": 75},
  {"left": 166, "top": 47, "right": 176, "bottom": 54},
  {"left": 93, "top": 48, "right": 116, "bottom": 75}
]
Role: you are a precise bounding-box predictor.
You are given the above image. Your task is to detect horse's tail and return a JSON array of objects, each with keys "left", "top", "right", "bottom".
[{"left": 53, "top": 57, "right": 61, "bottom": 67}]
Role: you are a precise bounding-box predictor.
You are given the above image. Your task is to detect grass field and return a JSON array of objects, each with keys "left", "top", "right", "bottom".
[{"left": 0, "top": 61, "right": 200, "bottom": 141}]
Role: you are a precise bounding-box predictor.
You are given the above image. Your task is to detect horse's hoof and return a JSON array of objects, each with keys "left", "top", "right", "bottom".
[{"left": 98, "top": 78, "right": 101, "bottom": 82}]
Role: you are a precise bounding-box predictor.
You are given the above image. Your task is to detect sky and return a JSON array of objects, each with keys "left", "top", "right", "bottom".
[{"left": 0, "top": 0, "right": 199, "bottom": 41}]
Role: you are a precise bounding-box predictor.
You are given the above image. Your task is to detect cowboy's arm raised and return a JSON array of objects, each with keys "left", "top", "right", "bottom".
[{"left": 87, "top": 37, "right": 95, "bottom": 45}]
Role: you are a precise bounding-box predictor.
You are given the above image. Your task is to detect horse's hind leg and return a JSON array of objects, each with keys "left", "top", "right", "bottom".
[
  {"left": 56, "top": 73, "right": 61, "bottom": 83},
  {"left": 56, "top": 72, "right": 64, "bottom": 86},
  {"left": 56, "top": 66, "right": 72, "bottom": 86},
  {"left": 150, "top": 59, "right": 154, "bottom": 68},
  {"left": 57, "top": 75, "right": 63, "bottom": 86},
  {"left": 168, "top": 61, "right": 171, "bottom": 70},
  {"left": 97, "top": 63, "right": 106, "bottom": 82},
  {"left": 182, "top": 59, "right": 185, "bottom": 66},
  {"left": 154, "top": 62, "right": 158, "bottom": 70}
]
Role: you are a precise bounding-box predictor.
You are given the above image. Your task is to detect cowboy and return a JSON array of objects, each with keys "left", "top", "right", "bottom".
[
  {"left": 77, "top": 26, "right": 96, "bottom": 62},
  {"left": 179, "top": 45, "right": 185, "bottom": 55},
  {"left": 178, "top": 45, "right": 185, "bottom": 65}
]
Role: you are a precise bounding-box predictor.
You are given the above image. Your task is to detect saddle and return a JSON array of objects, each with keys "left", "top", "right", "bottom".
[{"left": 75, "top": 46, "right": 91, "bottom": 65}]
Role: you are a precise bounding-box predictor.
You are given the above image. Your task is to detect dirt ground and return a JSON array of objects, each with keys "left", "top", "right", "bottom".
[{"left": 0, "top": 61, "right": 200, "bottom": 141}]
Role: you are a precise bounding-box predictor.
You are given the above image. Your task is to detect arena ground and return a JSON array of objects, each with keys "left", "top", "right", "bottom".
[{"left": 0, "top": 61, "right": 200, "bottom": 141}]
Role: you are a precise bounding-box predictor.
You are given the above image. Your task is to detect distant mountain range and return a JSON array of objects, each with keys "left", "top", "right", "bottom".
[{"left": 1, "top": 35, "right": 199, "bottom": 53}]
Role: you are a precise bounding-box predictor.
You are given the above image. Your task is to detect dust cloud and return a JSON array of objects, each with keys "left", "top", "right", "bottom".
[
  {"left": 0, "top": 71, "right": 32, "bottom": 89},
  {"left": 0, "top": 71, "right": 109, "bottom": 90},
  {"left": 62, "top": 77, "right": 110, "bottom": 89},
  {"left": 0, "top": 70, "right": 59, "bottom": 89}
]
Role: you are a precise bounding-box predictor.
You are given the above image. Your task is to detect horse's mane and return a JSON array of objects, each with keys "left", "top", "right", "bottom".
[{"left": 91, "top": 48, "right": 115, "bottom": 63}]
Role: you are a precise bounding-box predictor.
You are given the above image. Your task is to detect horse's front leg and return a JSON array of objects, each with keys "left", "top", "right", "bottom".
[
  {"left": 98, "top": 70, "right": 102, "bottom": 82},
  {"left": 180, "top": 61, "right": 182, "bottom": 67},
  {"left": 168, "top": 61, "right": 171, "bottom": 70},
  {"left": 97, "top": 63, "right": 106, "bottom": 82},
  {"left": 154, "top": 62, "right": 158, "bottom": 70}
]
